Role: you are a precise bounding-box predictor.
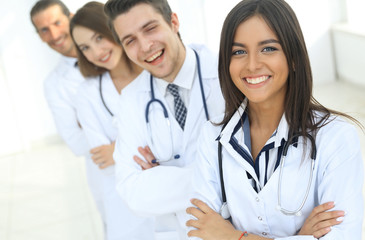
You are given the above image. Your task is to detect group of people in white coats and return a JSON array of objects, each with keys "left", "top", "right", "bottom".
[{"left": 30, "top": 0, "right": 364, "bottom": 239}]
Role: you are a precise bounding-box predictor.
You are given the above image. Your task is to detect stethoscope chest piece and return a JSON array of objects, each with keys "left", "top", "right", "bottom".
[{"left": 220, "top": 202, "right": 231, "bottom": 219}]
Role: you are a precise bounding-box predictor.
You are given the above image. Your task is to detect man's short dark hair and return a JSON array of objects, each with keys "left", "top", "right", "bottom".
[
  {"left": 104, "top": 0, "right": 175, "bottom": 45},
  {"left": 104, "top": 0, "right": 172, "bottom": 24}
]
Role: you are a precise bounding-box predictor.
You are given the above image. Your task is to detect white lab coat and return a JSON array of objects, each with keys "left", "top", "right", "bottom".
[
  {"left": 113, "top": 44, "right": 225, "bottom": 239},
  {"left": 43, "top": 56, "right": 105, "bottom": 224},
  {"left": 44, "top": 56, "right": 88, "bottom": 156},
  {"left": 76, "top": 71, "right": 155, "bottom": 240},
  {"left": 190, "top": 105, "right": 364, "bottom": 239}
]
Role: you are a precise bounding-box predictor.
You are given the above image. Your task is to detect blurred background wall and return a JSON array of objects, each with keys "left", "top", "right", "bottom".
[{"left": 0, "top": 0, "right": 364, "bottom": 156}]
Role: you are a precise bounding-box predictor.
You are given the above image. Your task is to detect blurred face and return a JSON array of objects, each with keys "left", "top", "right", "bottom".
[
  {"left": 113, "top": 3, "right": 185, "bottom": 82},
  {"left": 32, "top": 5, "right": 75, "bottom": 57},
  {"left": 72, "top": 26, "right": 123, "bottom": 71},
  {"left": 229, "top": 16, "right": 289, "bottom": 107}
]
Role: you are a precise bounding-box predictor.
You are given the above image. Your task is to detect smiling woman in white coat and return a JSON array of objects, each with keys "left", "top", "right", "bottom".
[
  {"left": 186, "top": 0, "right": 364, "bottom": 239},
  {"left": 69, "top": 2, "right": 154, "bottom": 239}
]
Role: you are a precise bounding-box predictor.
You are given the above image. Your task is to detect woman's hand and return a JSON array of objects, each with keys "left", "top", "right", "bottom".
[
  {"left": 133, "top": 146, "right": 159, "bottom": 170},
  {"left": 186, "top": 199, "right": 243, "bottom": 240},
  {"left": 90, "top": 142, "right": 115, "bottom": 169},
  {"left": 299, "top": 201, "right": 345, "bottom": 238}
]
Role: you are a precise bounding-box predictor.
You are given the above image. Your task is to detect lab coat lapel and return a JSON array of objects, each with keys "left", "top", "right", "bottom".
[
  {"left": 183, "top": 76, "right": 211, "bottom": 150},
  {"left": 151, "top": 77, "right": 184, "bottom": 148},
  {"left": 219, "top": 102, "right": 260, "bottom": 186}
]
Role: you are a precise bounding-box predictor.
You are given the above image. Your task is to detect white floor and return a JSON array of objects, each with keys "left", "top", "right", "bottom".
[
  {"left": 0, "top": 145, "right": 104, "bottom": 240},
  {"left": 0, "top": 81, "right": 364, "bottom": 240}
]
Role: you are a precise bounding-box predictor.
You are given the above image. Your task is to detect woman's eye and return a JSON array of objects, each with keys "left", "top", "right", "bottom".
[
  {"left": 262, "top": 46, "right": 277, "bottom": 52},
  {"left": 96, "top": 35, "right": 103, "bottom": 41},
  {"left": 80, "top": 46, "right": 88, "bottom": 51},
  {"left": 232, "top": 50, "right": 246, "bottom": 56}
]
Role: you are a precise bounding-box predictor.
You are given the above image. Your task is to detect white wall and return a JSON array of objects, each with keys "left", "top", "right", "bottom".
[
  {"left": 331, "top": 0, "right": 365, "bottom": 87},
  {"left": 0, "top": 0, "right": 102, "bottom": 156},
  {"left": 179, "top": 0, "right": 345, "bottom": 85},
  {"left": 0, "top": 0, "right": 352, "bottom": 156}
]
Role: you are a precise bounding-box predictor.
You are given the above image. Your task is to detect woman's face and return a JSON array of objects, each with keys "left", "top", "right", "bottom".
[
  {"left": 229, "top": 15, "right": 289, "bottom": 107},
  {"left": 72, "top": 25, "right": 123, "bottom": 71}
]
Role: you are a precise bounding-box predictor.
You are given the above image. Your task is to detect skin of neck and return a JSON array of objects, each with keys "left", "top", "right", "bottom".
[
  {"left": 110, "top": 53, "right": 142, "bottom": 80},
  {"left": 63, "top": 43, "right": 78, "bottom": 58},
  {"left": 247, "top": 95, "right": 286, "bottom": 135},
  {"left": 164, "top": 41, "right": 186, "bottom": 83}
]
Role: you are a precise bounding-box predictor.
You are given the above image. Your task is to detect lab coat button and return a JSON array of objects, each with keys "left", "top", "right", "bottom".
[
  {"left": 255, "top": 197, "right": 260, "bottom": 202},
  {"left": 258, "top": 216, "right": 262, "bottom": 221},
  {"left": 262, "top": 232, "right": 267, "bottom": 236}
]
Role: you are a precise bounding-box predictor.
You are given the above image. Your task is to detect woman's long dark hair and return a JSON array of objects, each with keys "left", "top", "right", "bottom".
[{"left": 218, "top": 0, "right": 361, "bottom": 141}]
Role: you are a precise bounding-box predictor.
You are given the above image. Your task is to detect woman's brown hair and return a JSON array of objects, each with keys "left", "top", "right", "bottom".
[{"left": 70, "top": 1, "right": 122, "bottom": 77}]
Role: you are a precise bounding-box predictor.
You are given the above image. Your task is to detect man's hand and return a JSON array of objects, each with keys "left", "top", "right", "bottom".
[{"left": 133, "top": 146, "right": 159, "bottom": 170}]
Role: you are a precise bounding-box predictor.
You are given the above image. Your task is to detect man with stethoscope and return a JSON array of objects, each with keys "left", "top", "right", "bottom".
[{"left": 104, "top": 0, "right": 225, "bottom": 239}]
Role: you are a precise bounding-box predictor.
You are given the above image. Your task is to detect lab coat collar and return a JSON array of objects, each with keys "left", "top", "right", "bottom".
[
  {"left": 154, "top": 46, "right": 196, "bottom": 95},
  {"left": 271, "top": 114, "right": 290, "bottom": 148},
  {"left": 131, "top": 44, "right": 217, "bottom": 94},
  {"left": 219, "top": 98, "right": 259, "bottom": 183},
  {"left": 188, "top": 43, "right": 218, "bottom": 79},
  {"left": 172, "top": 46, "right": 196, "bottom": 90},
  {"left": 219, "top": 99, "right": 290, "bottom": 148},
  {"left": 60, "top": 55, "right": 78, "bottom": 68},
  {"left": 218, "top": 98, "right": 291, "bottom": 186}
]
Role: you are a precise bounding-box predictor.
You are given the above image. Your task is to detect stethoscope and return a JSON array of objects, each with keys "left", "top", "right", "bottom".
[
  {"left": 145, "top": 49, "right": 209, "bottom": 163},
  {"left": 218, "top": 132, "right": 317, "bottom": 220},
  {"left": 99, "top": 74, "right": 114, "bottom": 117}
]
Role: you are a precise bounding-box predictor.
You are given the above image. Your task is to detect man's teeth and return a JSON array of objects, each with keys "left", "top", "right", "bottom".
[
  {"left": 245, "top": 76, "right": 270, "bottom": 84},
  {"left": 146, "top": 51, "right": 163, "bottom": 62},
  {"left": 54, "top": 38, "right": 64, "bottom": 46}
]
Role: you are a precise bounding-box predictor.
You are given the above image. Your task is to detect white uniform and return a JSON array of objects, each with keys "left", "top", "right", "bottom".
[
  {"left": 190, "top": 101, "right": 364, "bottom": 239},
  {"left": 113, "top": 45, "right": 225, "bottom": 239},
  {"left": 43, "top": 56, "right": 105, "bottom": 222},
  {"left": 76, "top": 71, "right": 155, "bottom": 240}
]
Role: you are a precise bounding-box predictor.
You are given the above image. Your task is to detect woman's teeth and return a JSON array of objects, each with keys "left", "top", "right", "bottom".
[
  {"left": 245, "top": 76, "right": 270, "bottom": 84},
  {"left": 101, "top": 53, "right": 110, "bottom": 62}
]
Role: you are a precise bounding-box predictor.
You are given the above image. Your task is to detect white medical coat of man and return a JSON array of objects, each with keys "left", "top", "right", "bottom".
[
  {"left": 113, "top": 45, "right": 225, "bottom": 239},
  {"left": 190, "top": 104, "right": 364, "bottom": 239},
  {"left": 43, "top": 56, "right": 104, "bottom": 221},
  {"left": 76, "top": 72, "right": 155, "bottom": 240},
  {"left": 44, "top": 56, "right": 88, "bottom": 155}
]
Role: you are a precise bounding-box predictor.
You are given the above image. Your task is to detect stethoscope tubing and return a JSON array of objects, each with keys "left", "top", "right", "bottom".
[
  {"left": 145, "top": 49, "right": 209, "bottom": 162},
  {"left": 219, "top": 131, "right": 317, "bottom": 219},
  {"left": 99, "top": 74, "right": 114, "bottom": 117},
  {"left": 277, "top": 133, "right": 316, "bottom": 216}
]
